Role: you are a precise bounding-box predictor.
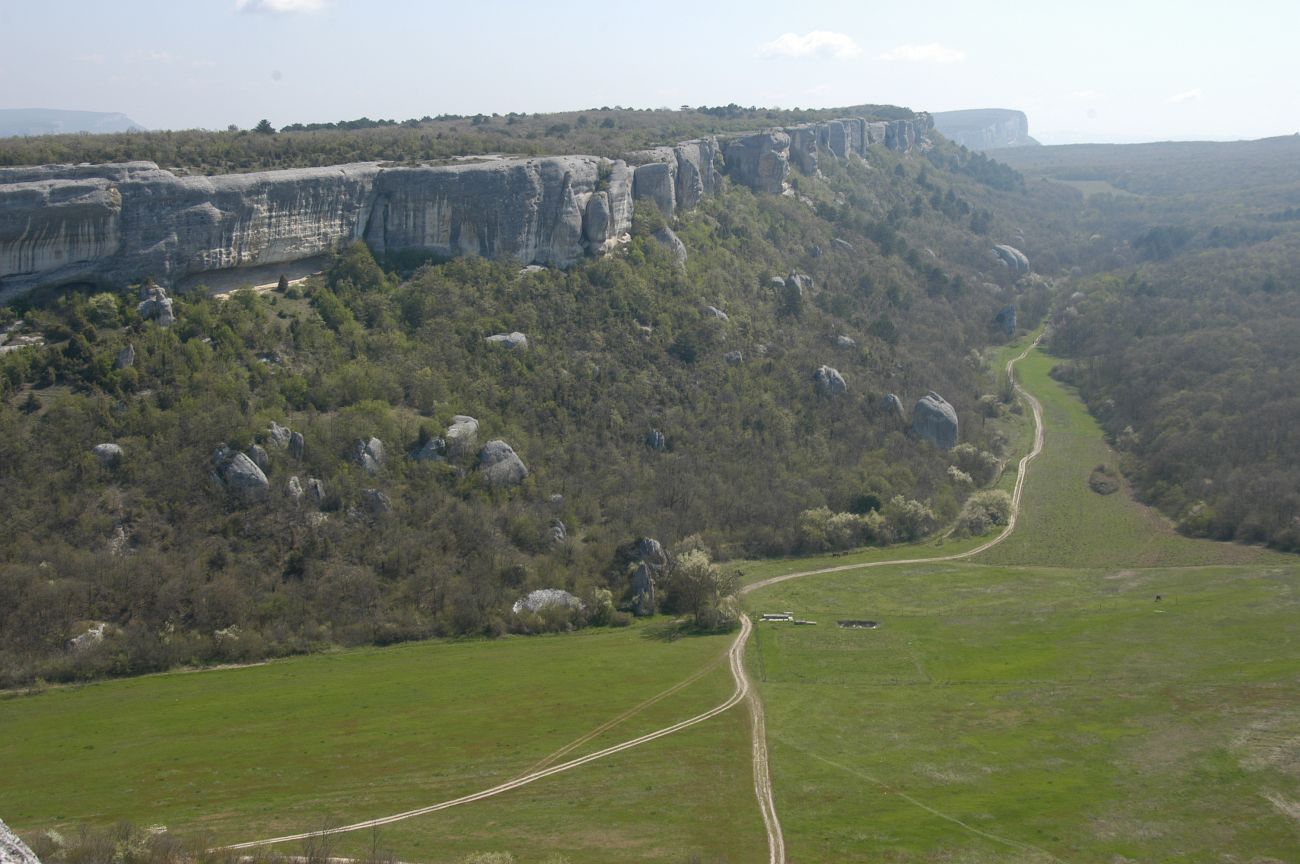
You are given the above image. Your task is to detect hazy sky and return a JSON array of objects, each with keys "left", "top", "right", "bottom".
[{"left": 2, "top": 0, "right": 1297, "bottom": 144}]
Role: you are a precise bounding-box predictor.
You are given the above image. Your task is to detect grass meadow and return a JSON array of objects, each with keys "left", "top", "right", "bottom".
[
  {"left": 742, "top": 343, "right": 1299, "bottom": 861},
  {"left": 1, "top": 624, "right": 764, "bottom": 863}
]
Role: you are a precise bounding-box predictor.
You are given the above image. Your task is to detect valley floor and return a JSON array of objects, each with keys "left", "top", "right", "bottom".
[{"left": 3, "top": 336, "right": 1296, "bottom": 863}]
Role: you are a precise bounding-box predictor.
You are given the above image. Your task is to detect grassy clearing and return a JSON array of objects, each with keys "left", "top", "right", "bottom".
[
  {"left": 1, "top": 623, "right": 763, "bottom": 863},
  {"left": 747, "top": 560, "right": 1300, "bottom": 862},
  {"left": 744, "top": 341, "right": 1299, "bottom": 861},
  {"left": 975, "top": 348, "right": 1287, "bottom": 568}
]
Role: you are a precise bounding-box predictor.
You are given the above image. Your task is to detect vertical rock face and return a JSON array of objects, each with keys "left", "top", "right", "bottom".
[
  {"left": 673, "top": 138, "right": 720, "bottom": 210},
  {"left": 0, "top": 111, "right": 928, "bottom": 299},
  {"left": 912, "top": 391, "right": 959, "bottom": 449},
  {"left": 631, "top": 151, "right": 677, "bottom": 219},
  {"left": 787, "top": 126, "right": 819, "bottom": 175},
  {"left": 723, "top": 131, "right": 791, "bottom": 194},
  {"left": 825, "top": 120, "right": 851, "bottom": 159},
  {"left": 885, "top": 120, "right": 917, "bottom": 152},
  {"left": 365, "top": 157, "right": 597, "bottom": 268}
]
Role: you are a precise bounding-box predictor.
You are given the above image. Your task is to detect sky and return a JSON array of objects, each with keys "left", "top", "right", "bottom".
[{"left": 1, "top": 0, "right": 1298, "bottom": 144}]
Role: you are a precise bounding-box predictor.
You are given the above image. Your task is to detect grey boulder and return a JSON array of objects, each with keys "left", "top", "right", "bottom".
[
  {"left": 409, "top": 436, "right": 447, "bottom": 462},
  {"left": 445, "top": 415, "right": 479, "bottom": 458},
  {"left": 703, "top": 305, "right": 729, "bottom": 321},
  {"left": 478, "top": 439, "right": 528, "bottom": 488},
  {"left": 137, "top": 282, "right": 175, "bottom": 326},
  {"left": 652, "top": 225, "right": 687, "bottom": 271},
  {"left": 486, "top": 331, "right": 529, "bottom": 351},
  {"left": 645, "top": 429, "right": 666, "bottom": 451},
  {"left": 724, "top": 350, "right": 744, "bottom": 365},
  {"left": 992, "top": 244, "right": 1030, "bottom": 275},
  {"left": 1, "top": 817, "right": 43, "bottom": 864},
  {"left": 512, "top": 588, "right": 583, "bottom": 615},
  {"left": 267, "top": 421, "right": 292, "bottom": 448},
  {"left": 354, "top": 437, "right": 384, "bottom": 474},
  {"left": 884, "top": 393, "right": 906, "bottom": 421},
  {"left": 362, "top": 488, "right": 392, "bottom": 515},
  {"left": 289, "top": 431, "right": 305, "bottom": 460},
  {"left": 814, "top": 365, "right": 847, "bottom": 396},
  {"left": 248, "top": 444, "right": 270, "bottom": 473},
  {"left": 912, "top": 391, "right": 959, "bottom": 450},
  {"left": 92, "top": 442, "right": 123, "bottom": 466},
  {"left": 213, "top": 445, "right": 270, "bottom": 494},
  {"left": 113, "top": 343, "right": 135, "bottom": 370}
]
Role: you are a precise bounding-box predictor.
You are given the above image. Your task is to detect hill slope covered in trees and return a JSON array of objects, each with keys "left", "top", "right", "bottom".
[{"left": 0, "top": 123, "right": 1054, "bottom": 686}]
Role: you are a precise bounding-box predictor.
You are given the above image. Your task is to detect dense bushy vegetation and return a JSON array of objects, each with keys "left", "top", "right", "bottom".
[
  {"left": 0, "top": 137, "right": 1042, "bottom": 685},
  {"left": 1000, "top": 137, "right": 1300, "bottom": 549},
  {"left": 0, "top": 104, "right": 919, "bottom": 175}
]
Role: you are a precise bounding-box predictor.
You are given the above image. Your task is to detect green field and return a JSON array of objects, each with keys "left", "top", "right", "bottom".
[
  {"left": 743, "top": 346, "right": 1300, "bottom": 861},
  {"left": 1, "top": 625, "right": 763, "bottom": 863}
]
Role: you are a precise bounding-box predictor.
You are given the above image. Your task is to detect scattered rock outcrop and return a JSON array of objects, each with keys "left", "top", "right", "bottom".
[
  {"left": 478, "top": 439, "right": 528, "bottom": 488},
  {"left": 248, "top": 444, "right": 270, "bottom": 473},
  {"left": 833, "top": 334, "right": 857, "bottom": 349},
  {"left": 92, "top": 442, "right": 123, "bottom": 466},
  {"left": 724, "top": 350, "right": 744, "bottom": 365},
  {"left": 212, "top": 444, "right": 270, "bottom": 494},
  {"left": 136, "top": 282, "right": 174, "bottom": 326},
  {"left": 912, "top": 391, "right": 959, "bottom": 450},
  {"left": 645, "top": 429, "right": 666, "bottom": 451},
  {"left": 287, "top": 475, "right": 304, "bottom": 501},
  {"left": 814, "top": 365, "right": 847, "bottom": 396},
  {"left": 353, "top": 437, "right": 385, "bottom": 474},
  {"left": 703, "top": 305, "right": 728, "bottom": 321},
  {"left": 289, "top": 431, "right": 305, "bottom": 460},
  {"left": 652, "top": 225, "right": 687, "bottom": 270},
  {"left": 445, "top": 415, "right": 479, "bottom": 459},
  {"left": 362, "top": 488, "right": 392, "bottom": 514},
  {"left": 409, "top": 435, "right": 446, "bottom": 462},
  {"left": 512, "top": 588, "right": 583, "bottom": 615},
  {"left": 628, "top": 537, "right": 667, "bottom": 616},
  {"left": 486, "top": 331, "right": 529, "bottom": 351},
  {"left": 114, "top": 343, "right": 135, "bottom": 370},
  {"left": 992, "top": 244, "right": 1030, "bottom": 275},
  {"left": 267, "top": 421, "right": 292, "bottom": 448},
  {"left": 884, "top": 393, "right": 905, "bottom": 421},
  {"left": 1, "top": 817, "right": 43, "bottom": 864}
]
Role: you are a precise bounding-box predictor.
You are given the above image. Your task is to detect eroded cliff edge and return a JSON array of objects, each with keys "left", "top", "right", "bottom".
[{"left": 0, "top": 114, "right": 930, "bottom": 301}]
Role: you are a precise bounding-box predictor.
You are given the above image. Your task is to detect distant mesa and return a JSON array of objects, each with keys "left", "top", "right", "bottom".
[
  {"left": 931, "top": 109, "right": 1039, "bottom": 151},
  {"left": 0, "top": 108, "right": 145, "bottom": 138}
]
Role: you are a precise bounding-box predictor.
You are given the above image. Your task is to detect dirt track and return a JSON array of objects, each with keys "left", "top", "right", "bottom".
[{"left": 225, "top": 339, "right": 1044, "bottom": 863}]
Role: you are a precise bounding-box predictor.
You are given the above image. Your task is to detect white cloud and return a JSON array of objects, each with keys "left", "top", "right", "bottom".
[
  {"left": 879, "top": 43, "right": 966, "bottom": 64},
  {"left": 127, "top": 50, "right": 177, "bottom": 64},
  {"left": 757, "top": 31, "right": 863, "bottom": 61},
  {"left": 235, "top": 0, "right": 325, "bottom": 12},
  {"left": 1166, "top": 88, "right": 1202, "bottom": 104}
]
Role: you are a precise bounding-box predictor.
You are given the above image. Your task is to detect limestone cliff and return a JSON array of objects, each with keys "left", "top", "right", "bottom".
[
  {"left": 0, "top": 110, "right": 926, "bottom": 300},
  {"left": 931, "top": 109, "right": 1039, "bottom": 150}
]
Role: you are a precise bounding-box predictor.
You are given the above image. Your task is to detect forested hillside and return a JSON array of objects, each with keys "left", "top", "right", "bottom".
[
  {"left": 1001, "top": 136, "right": 1300, "bottom": 549},
  {"left": 0, "top": 133, "right": 1052, "bottom": 686}
]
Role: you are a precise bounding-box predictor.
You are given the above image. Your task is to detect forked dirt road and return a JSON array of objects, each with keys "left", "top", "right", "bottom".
[{"left": 226, "top": 339, "right": 1044, "bottom": 864}]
